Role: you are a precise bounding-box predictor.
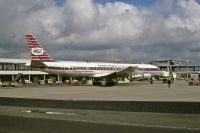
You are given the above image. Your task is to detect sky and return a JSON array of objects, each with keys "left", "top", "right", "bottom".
[{"left": 0, "top": 0, "right": 200, "bottom": 64}]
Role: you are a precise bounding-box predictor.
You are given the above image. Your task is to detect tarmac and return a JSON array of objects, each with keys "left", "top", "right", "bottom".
[
  {"left": 0, "top": 106, "right": 200, "bottom": 133},
  {"left": 1, "top": 80, "right": 200, "bottom": 133},
  {"left": 0, "top": 80, "right": 200, "bottom": 101}
]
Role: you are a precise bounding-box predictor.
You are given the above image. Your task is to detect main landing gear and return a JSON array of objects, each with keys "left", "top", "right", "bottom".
[{"left": 92, "top": 78, "right": 117, "bottom": 86}]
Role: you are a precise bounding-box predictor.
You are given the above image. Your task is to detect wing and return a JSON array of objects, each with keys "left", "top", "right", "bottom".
[{"left": 93, "top": 66, "right": 136, "bottom": 78}]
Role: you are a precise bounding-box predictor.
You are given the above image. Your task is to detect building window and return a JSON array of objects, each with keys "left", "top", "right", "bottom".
[{"left": 0, "top": 63, "right": 3, "bottom": 70}]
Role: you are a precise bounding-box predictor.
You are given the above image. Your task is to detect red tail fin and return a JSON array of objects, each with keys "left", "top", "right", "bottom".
[{"left": 25, "top": 34, "right": 53, "bottom": 61}]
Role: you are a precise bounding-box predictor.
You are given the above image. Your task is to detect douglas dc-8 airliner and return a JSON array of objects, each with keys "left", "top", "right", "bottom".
[{"left": 25, "top": 34, "right": 163, "bottom": 85}]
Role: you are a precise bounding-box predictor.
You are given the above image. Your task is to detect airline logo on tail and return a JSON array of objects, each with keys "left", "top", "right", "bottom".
[
  {"left": 25, "top": 34, "right": 53, "bottom": 61},
  {"left": 31, "top": 48, "right": 44, "bottom": 55}
]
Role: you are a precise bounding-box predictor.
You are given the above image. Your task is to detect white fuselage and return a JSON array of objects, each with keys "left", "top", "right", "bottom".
[{"left": 32, "top": 60, "right": 163, "bottom": 78}]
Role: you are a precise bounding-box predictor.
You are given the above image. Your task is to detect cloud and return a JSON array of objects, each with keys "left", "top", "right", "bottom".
[{"left": 0, "top": 0, "right": 200, "bottom": 64}]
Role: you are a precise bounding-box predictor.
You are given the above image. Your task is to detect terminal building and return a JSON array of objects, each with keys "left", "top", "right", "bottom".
[
  {"left": 0, "top": 58, "right": 61, "bottom": 83},
  {"left": 149, "top": 60, "right": 200, "bottom": 79},
  {"left": 149, "top": 60, "right": 200, "bottom": 72}
]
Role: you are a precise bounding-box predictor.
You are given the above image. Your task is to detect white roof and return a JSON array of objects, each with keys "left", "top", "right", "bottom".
[
  {"left": 0, "top": 58, "right": 30, "bottom": 64},
  {"left": 0, "top": 70, "right": 48, "bottom": 75}
]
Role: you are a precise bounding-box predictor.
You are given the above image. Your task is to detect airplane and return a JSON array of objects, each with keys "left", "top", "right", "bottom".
[{"left": 25, "top": 34, "right": 163, "bottom": 85}]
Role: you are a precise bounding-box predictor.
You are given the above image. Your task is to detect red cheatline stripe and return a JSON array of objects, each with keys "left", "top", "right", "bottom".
[
  {"left": 25, "top": 34, "right": 33, "bottom": 37},
  {"left": 48, "top": 67, "right": 62, "bottom": 70}
]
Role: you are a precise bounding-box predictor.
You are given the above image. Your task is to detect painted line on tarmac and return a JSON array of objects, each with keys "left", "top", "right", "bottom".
[{"left": 22, "top": 110, "right": 87, "bottom": 116}]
